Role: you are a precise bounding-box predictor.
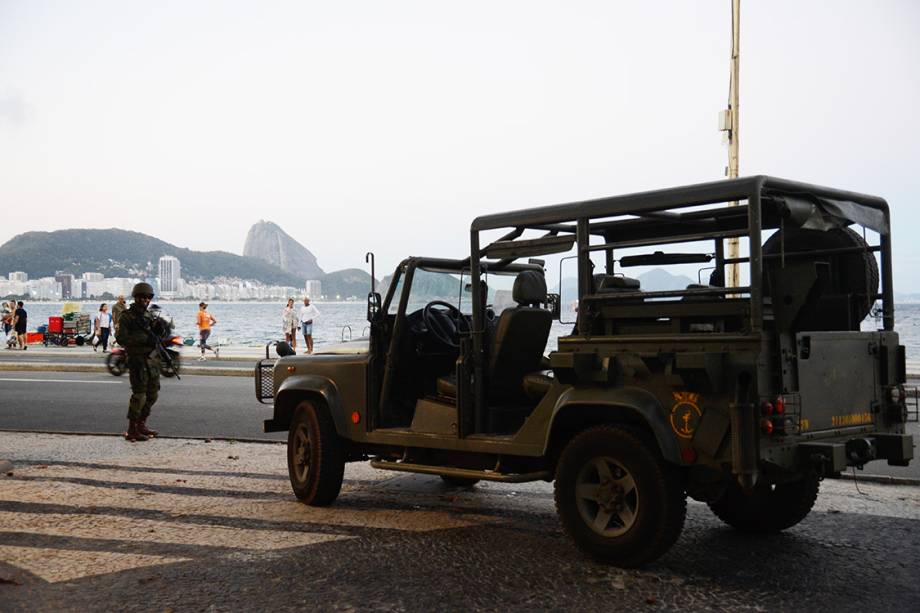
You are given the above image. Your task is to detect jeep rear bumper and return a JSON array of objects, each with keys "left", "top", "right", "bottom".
[{"left": 796, "top": 433, "right": 913, "bottom": 474}]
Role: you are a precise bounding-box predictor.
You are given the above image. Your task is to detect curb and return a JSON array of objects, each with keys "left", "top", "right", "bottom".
[
  {"left": 16, "top": 349, "right": 259, "bottom": 363},
  {"left": 0, "top": 362, "right": 252, "bottom": 378}
]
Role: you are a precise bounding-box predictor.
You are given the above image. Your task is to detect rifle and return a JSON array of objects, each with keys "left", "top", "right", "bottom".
[{"left": 129, "top": 310, "right": 181, "bottom": 381}]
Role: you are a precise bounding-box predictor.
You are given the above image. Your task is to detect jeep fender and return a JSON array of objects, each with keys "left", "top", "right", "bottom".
[
  {"left": 273, "top": 374, "right": 348, "bottom": 435},
  {"left": 546, "top": 386, "right": 680, "bottom": 463}
]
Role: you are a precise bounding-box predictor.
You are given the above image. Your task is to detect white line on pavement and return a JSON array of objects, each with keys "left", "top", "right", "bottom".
[{"left": 0, "top": 377, "right": 119, "bottom": 384}]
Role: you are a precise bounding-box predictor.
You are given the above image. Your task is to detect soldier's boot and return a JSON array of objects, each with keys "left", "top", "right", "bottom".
[
  {"left": 124, "top": 421, "right": 149, "bottom": 442},
  {"left": 138, "top": 420, "right": 158, "bottom": 438}
]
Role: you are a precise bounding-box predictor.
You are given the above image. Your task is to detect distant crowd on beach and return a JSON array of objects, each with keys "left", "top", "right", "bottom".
[
  {"left": 1, "top": 300, "right": 28, "bottom": 350},
  {"left": 3, "top": 294, "right": 323, "bottom": 355}
]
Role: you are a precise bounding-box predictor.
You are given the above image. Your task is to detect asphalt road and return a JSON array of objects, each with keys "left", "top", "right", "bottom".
[
  {"left": 0, "top": 369, "right": 916, "bottom": 479},
  {"left": 0, "top": 371, "right": 283, "bottom": 441}
]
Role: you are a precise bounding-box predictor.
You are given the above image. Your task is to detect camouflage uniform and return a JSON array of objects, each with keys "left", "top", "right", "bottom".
[{"left": 115, "top": 303, "right": 161, "bottom": 423}]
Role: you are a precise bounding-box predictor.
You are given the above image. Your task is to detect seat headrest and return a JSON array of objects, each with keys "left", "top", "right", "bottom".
[
  {"left": 596, "top": 275, "right": 640, "bottom": 292},
  {"left": 512, "top": 271, "right": 547, "bottom": 306}
]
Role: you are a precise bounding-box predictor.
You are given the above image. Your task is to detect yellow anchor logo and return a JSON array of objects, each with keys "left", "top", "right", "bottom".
[{"left": 669, "top": 391, "right": 702, "bottom": 439}]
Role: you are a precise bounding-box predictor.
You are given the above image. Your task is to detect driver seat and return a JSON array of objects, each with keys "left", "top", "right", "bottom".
[{"left": 437, "top": 270, "right": 552, "bottom": 403}]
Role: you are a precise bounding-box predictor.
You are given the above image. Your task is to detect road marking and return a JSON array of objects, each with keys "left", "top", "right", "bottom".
[
  {"left": 0, "top": 377, "right": 119, "bottom": 384},
  {"left": 0, "top": 545, "right": 191, "bottom": 583}
]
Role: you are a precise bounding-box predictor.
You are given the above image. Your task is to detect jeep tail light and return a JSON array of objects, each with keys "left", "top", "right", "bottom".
[
  {"left": 774, "top": 396, "right": 785, "bottom": 415},
  {"left": 760, "top": 418, "right": 774, "bottom": 435},
  {"left": 760, "top": 400, "right": 774, "bottom": 416}
]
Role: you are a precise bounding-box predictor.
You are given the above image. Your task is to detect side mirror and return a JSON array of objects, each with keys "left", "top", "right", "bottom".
[
  {"left": 546, "top": 293, "right": 561, "bottom": 320},
  {"left": 367, "top": 292, "right": 381, "bottom": 322}
]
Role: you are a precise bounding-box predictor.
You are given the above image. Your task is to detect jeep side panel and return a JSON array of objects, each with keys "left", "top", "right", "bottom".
[{"left": 268, "top": 354, "right": 368, "bottom": 438}]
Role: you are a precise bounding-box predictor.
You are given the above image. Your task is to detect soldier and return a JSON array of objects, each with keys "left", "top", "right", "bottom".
[
  {"left": 115, "top": 282, "right": 161, "bottom": 442},
  {"left": 110, "top": 295, "right": 127, "bottom": 347}
]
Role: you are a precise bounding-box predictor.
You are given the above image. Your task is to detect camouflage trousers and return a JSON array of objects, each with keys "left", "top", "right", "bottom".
[{"left": 126, "top": 356, "right": 160, "bottom": 421}]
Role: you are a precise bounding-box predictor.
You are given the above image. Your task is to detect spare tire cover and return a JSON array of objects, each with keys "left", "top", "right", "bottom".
[{"left": 762, "top": 226, "right": 879, "bottom": 322}]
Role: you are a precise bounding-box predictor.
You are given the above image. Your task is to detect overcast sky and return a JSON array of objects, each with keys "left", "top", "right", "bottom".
[{"left": 1, "top": 1, "right": 918, "bottom": 288}]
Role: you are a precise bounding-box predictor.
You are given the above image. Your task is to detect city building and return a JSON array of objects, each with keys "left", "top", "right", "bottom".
[
  {"left": 28, "top": 278, "right": 62, "bottom": 300},
  {"left": 54, "top": 272, "right": 74, "bottom": 299},
  {"left": 158, "top": 256, "right": 181, "bottom": 296},
  {"left": 8, "top": 272, "right": 27, "bottom": 282},
  {"left": 102, "top": 278, "right": 139, "bottom": 298},
  {"left": 305, "top": 279, "right": 322, "bottom": 299},
  {"left": 82, "top": 272, "right": 103, "bottom": 282}
]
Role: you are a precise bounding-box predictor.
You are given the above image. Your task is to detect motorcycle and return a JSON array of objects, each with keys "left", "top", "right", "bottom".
[{"left": 106, "top": 305, "right": 182, "bottom": 378}]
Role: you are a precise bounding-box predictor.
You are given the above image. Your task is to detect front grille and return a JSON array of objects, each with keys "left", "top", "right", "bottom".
[{"left": 255, "top": 359, "right": 276, "bottom": 404}]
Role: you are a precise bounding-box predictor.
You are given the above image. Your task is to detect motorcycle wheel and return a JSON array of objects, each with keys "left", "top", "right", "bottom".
[{"left": 106, "top": 352, "right": 127, "bottom": 376}]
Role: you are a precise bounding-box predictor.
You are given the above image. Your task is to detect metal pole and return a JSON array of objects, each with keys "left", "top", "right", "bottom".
[{"left": 726, "top": 0, "right": 741, "bottom": 287}]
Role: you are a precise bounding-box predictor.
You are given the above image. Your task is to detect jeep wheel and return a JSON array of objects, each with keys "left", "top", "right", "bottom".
[
  {"left": 287, "top": 400, "right": 345, "bottom": 506},
  {"left": 440, "top": 476, "right": 479, "bottom": 487},
  {"left": 554, "top": 426, "right": 686, "bottom": 566},
  {"left": 708, "top": 473, "right": 819, "bottom": 532}
]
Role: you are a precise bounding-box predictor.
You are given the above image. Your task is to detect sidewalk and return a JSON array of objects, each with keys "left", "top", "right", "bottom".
[
  {"left": 6, "top": 343, "right": 266, "bottom": 362},
  {"left": 1, "top": 432, "right": 919, "bottom": 611}
]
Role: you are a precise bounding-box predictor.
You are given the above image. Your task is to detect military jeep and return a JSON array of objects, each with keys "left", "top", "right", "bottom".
[{"left": 256, "top": 176, "right": 914, "bottom": 566}]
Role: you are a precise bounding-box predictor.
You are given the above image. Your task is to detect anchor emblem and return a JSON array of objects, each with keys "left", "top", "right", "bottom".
[{"left": 669, "top": 391, "right": 702, "bottom": 439}]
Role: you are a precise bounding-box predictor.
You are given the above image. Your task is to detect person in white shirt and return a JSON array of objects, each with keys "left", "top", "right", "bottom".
[
  {"left": 298, "top": 296, "right": 320, "bottom": 354},
  {"left": 93, "top": 303, "right": 113, "bottom": 352}
]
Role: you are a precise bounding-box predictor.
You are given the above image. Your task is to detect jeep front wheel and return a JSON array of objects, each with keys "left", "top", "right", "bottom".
[
  {"left": 287, "top": 400, "right": 345, "bottom": 506},
  {"left": 707, "top": 473, "right": 819, "bottom": 532},
  {"left": 554, "top": 426, "right": 686, "bottom": 566}
]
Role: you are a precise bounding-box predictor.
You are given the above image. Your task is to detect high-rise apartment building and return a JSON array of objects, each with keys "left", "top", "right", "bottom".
[
  {"left": 8, "top": 272, "right": 27, "bottom": 282},
  {"left": 54, "top": 272, "right": 74, "bottom": 299},
  {"left": 158, "top": 256, "right": 181, "bottom": 295},
  {"left": 305, "top": 280, "right": 322, "bottom": 299}
]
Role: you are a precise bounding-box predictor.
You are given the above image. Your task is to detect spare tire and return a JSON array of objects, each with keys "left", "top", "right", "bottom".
[{"left": 762, "top": 226, "right": 878, "bottom": 325}]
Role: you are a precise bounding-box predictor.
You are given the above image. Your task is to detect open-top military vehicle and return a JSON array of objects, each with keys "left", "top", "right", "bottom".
[{"left": 256, "top": 176, "right": 913, "bottom": 566}]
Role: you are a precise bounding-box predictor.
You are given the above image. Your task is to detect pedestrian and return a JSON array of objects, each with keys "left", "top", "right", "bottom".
[
  {"left": 299, "top": 296, "right": 320, "bottom": 355},
  {"left": 282, "top": 298, "right": 298, "bottom": 352},
  {"left": 13, "top": 301, "right": 27, "bottom": 350},
  {"left": 115, "top": 283, "right": 160, "bottom": 442},
  {"left": 110, "top": 295, "right": 127, "bottom": 347},
  {"left": 2, "top": 302, "right": 13, "bottom": 349},
  {"left": 196, "top": 302, "right": 219, "bottom": 361},
  {"left": 93, "top": 303, "right": 112, "bottom": 352}
]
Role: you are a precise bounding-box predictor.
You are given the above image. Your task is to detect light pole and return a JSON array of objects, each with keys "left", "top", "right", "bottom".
[{"left": 720, "top": 0, "right": 741, "bottom": 287}]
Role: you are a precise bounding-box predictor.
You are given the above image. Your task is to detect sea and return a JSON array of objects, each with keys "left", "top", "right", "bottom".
[{"left": 14, "top": 301, "right": 920, "bottom": 360}]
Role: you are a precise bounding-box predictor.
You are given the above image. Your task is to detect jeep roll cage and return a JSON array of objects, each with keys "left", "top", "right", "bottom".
[{"left": 465, "top": 175, "right": 893, "bottom": 434}]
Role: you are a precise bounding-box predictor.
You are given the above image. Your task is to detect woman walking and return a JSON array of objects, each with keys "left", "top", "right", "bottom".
[
  {"left": 282, "top": 298, "right": 298, "bottom": 352},
  {"left": 93, "top": 303, "right": 112, "bottom": 352}
]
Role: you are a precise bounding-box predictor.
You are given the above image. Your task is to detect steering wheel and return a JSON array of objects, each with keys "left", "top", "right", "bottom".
[{"left": 422, "top": 301, "right": 469, "bottom": 349}]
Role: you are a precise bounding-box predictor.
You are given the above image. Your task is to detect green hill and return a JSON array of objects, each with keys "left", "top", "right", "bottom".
[
  {"left": 0, "top": 228, "right": 304, "bottom": 286},
  {"left": 320, "top": 268, "right": 374, "bottom": 299}
]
